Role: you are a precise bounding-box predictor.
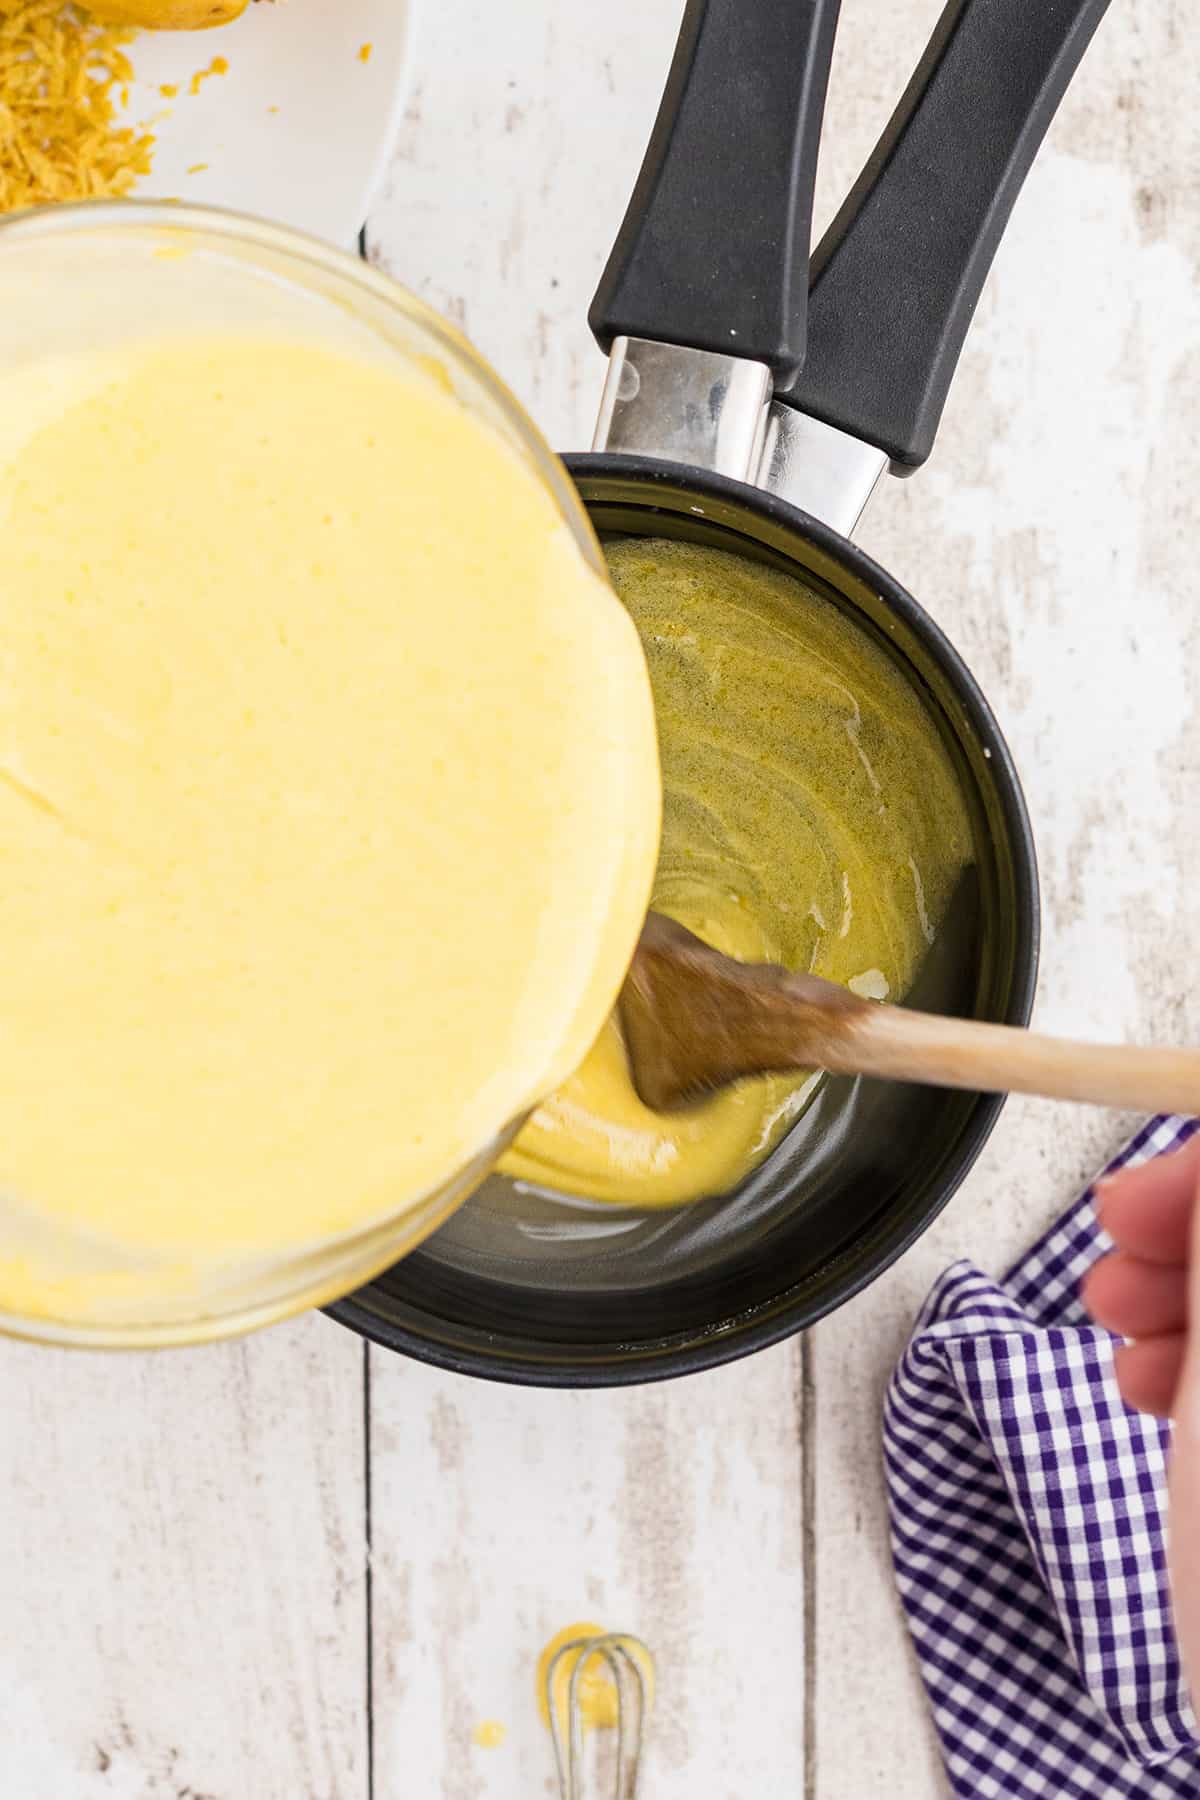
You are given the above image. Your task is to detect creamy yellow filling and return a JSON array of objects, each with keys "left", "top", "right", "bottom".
[
  {"left": 0, "top": 311, "right": 659, "bottom": 1318},
  {"left": 503, "top": 539, "right": 972, "bottom": 1207}
]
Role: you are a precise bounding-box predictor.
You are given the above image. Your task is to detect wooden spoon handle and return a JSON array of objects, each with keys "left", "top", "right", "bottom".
[{"left": 827, "top": 1005, "right": 1200, "bottom": 1114}]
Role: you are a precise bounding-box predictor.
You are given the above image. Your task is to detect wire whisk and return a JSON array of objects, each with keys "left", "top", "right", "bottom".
[{"left": 544, "top": 1631, "right": 650, "bottom": 1800}]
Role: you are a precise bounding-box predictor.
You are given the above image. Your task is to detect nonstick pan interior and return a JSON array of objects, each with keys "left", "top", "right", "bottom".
[{"left": 328, "top": 465, "right": 1040, "bottom": 1385}]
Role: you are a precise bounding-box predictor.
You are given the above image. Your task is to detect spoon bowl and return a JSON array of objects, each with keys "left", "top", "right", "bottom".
[{"left": 622, "top": 912, "right": 1200, "bottom": 1119}]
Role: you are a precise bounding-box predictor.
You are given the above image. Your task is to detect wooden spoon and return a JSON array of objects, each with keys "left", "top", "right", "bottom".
[{"left": 620, "top": 913, "right": 1200, "bottom": 1116}]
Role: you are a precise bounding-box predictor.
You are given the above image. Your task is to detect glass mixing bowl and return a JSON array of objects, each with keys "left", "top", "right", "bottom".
[{"left": 0, "top": 201, "right": 607, "bottom": 1349}]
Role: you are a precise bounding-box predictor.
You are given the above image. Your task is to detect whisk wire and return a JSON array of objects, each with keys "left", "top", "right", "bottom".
[{"left": 546, "top": 1632, "right": 648, "bottom": 1800}]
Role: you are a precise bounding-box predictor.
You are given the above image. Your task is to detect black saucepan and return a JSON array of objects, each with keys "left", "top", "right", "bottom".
[{"left": 329, "top": 0, "right": 1111, "bottom": 1384}]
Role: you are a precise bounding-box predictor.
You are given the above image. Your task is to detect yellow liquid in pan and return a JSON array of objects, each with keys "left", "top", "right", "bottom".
[{"left": 503, "top": 539, "right": 973, "bottom": 1208}]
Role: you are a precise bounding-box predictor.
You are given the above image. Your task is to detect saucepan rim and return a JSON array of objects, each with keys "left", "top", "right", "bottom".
[{"left": 328, "top": 458, "right": 1042, "bottom": 1386}]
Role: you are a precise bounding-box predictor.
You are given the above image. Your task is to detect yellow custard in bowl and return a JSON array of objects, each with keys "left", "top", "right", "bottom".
[{"left": 0, "top": 207, "right": 660, "bottom": 1341}]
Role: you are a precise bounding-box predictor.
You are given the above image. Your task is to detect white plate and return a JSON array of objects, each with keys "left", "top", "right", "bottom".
[{"left": 125, "top": 0, "right": 412, "bottom": 247}]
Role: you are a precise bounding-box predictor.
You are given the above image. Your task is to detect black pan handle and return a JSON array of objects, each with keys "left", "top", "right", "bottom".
[
  {"left": 589, "top": 0, "right": 842, "bottom": 387},
  {"left": 780, "top": 0, "right": 1112, "bottom": 470}
]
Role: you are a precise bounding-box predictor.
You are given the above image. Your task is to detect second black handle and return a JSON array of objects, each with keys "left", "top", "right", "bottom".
[{"left": 783, "top": 0, "right": 1113, "bottom": 470}]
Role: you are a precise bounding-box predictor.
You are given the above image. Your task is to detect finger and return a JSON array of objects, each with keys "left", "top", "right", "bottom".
[
  {"left": 1082, "top": 1253, "right": 1190, "bottom": 1338},
  {"left": 1097, "top": 1139, "right": 1200, "bottom": 1264},
  {"left": 1179, "top": 1152, "right": 1200, "bottom": 1420},
  {"left": 1112, "top": 1335, "right": 1187, "bottom": 1418},
  {"left": 1169, "top": 1174, "right": 1200, "bottom": 1709}
]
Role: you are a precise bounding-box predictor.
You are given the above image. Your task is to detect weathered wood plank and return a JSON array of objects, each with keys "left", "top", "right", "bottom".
[
  {"left": 0, "top": 1316, "right": 367, "bottom": 1800},
  {"left": 368, "top": 1345, "right": 807, "bottom": 1799},
  {"left": 366, "top": 0, "right": 687, "bottom": 454},
  {"left": 807, "top": 3, "right": 1200, "bottom": 1792},
  {"left": 368, "top": 11, "right": 804, "bottom": 1796}
]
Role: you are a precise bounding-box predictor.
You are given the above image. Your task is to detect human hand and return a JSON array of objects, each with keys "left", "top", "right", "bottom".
[{"left": 1082, "top": 1138, "right": 1200, "bottom": 1712}]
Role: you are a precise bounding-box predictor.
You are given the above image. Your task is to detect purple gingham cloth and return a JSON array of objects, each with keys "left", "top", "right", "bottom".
[{"left": 885, "top": 1115, "right": 1200, "bottom": 1798}]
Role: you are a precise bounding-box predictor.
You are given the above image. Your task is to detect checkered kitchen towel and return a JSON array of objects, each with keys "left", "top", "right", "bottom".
[{"left": 885, "top": 1115, "right": 1200, "bottom": 1798}]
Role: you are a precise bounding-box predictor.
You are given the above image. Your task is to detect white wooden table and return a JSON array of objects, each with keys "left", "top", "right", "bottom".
[{"left": 2, "top": 3, "right": 1197, "bottom": 1795}]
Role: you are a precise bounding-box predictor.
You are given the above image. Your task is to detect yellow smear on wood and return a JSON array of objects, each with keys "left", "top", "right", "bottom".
[
  {"left": 537, "top": 1622, "right": 655, "bottom": 1738},
  {"left": 471, "top": 1720, "right": 507, "bottom": 1750}
]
